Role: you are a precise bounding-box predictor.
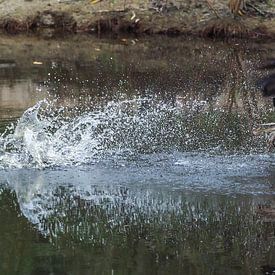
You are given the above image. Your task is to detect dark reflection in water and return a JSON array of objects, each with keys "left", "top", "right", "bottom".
[
  {"left": 0, "top": 34, "right": 275, "bottom": 274},
  {"left": 0, "top": 183, "right": 275, "bottom": 275}
]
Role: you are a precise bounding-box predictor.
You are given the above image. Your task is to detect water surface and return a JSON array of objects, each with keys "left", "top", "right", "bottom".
[{"left": 0, "top": 35, "right": 275, "bottom": 275}]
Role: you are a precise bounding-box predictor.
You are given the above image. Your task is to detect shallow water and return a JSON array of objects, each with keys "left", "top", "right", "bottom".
[{"left": 0, "top": 35, "right": 275, "bottom": 274}]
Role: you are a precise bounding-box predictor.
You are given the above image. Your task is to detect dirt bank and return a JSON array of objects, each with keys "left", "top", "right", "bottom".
[{"left": 0, "top": 0, "right": 274, "bottom": 38}]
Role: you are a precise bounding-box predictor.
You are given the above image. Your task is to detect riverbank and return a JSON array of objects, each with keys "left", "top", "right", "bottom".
[{"left": 0, "top": 0, "right": 274, "bottom": 38}]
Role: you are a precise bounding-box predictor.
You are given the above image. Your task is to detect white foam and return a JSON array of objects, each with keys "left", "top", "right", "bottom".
[{"left": 0, "top": 97, "right": 262, "bottom": 169}]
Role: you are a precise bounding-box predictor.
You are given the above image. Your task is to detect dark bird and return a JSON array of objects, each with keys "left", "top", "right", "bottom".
[
  {"left": 255, "top": 60, "right": 275, "bottom": 150},
  {"left": 258, "top": 59, "right": 275, "bottom": 107}
]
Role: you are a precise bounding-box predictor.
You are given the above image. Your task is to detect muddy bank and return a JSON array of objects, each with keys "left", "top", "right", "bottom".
[{"left": 0, "top": 0, "right": 274, "bottom": 38}]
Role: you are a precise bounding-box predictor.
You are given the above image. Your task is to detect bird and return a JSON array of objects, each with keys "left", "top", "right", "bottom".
[
  {"left": 255, "top": 59, "right": 275, "bottom": 149},
  {"left": 258, "top": 59, "right": 275, "bottom": 107}
]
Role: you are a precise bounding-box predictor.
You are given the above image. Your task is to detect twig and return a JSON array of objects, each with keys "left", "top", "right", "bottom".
[
  {"left": 246, "top": 2, "right": 266, "bottom": 16},
  {"left": 206, "top": 0, "right": 221, "bottom": 19}
]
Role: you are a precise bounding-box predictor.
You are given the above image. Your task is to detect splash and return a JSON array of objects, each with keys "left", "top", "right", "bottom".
[{"left": 0, "top": 97, "right": 261, "bottom": 168}]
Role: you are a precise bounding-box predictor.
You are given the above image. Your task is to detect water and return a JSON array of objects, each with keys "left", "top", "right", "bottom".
[{"left": 0, "top": 35, "right": 275, "bottom": 274}]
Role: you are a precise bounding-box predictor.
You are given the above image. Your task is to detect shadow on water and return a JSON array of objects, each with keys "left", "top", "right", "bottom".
[{"left": 0, "top": 34, "right": 275, "bottom": 274}]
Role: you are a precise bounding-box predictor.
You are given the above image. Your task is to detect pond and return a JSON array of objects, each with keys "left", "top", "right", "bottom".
[{"left": 0, "top": 34, "right": 275, "bottom": 275}]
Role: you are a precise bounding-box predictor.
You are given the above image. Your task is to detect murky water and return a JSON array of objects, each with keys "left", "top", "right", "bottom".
[{"left": 0, "top": 34, "right": 275, "bottom": 274}]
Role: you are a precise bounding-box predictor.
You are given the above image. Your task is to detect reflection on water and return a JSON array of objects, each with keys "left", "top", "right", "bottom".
[
  {"left": 1, "top": 177, "right": 275, "bottom": 275},
  {"left": 0, "top": 35, "right": 275, "bottom": 274}
]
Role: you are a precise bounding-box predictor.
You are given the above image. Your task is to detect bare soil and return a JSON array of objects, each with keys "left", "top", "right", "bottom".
[{"left": 0, "top": 0, "right": 274, "bottom": 38}]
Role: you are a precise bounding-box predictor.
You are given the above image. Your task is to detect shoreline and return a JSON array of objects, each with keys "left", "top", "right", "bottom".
[{"left": 0, "top": 0, "right": 274, "bottom": 39}]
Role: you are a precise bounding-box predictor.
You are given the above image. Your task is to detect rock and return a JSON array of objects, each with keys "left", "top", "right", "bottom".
[{"left": 40, "top": 13, "right": 55, "bottom": 27}]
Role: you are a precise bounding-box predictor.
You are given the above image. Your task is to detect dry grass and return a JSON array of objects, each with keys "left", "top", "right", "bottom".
[{"left": 202, "top": 18, "right": 249, "bottom": 38}]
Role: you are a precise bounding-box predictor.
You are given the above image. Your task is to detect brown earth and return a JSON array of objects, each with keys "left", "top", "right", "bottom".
[{"left": 0, "top": 0, "right": 274, "bottom": 38}]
